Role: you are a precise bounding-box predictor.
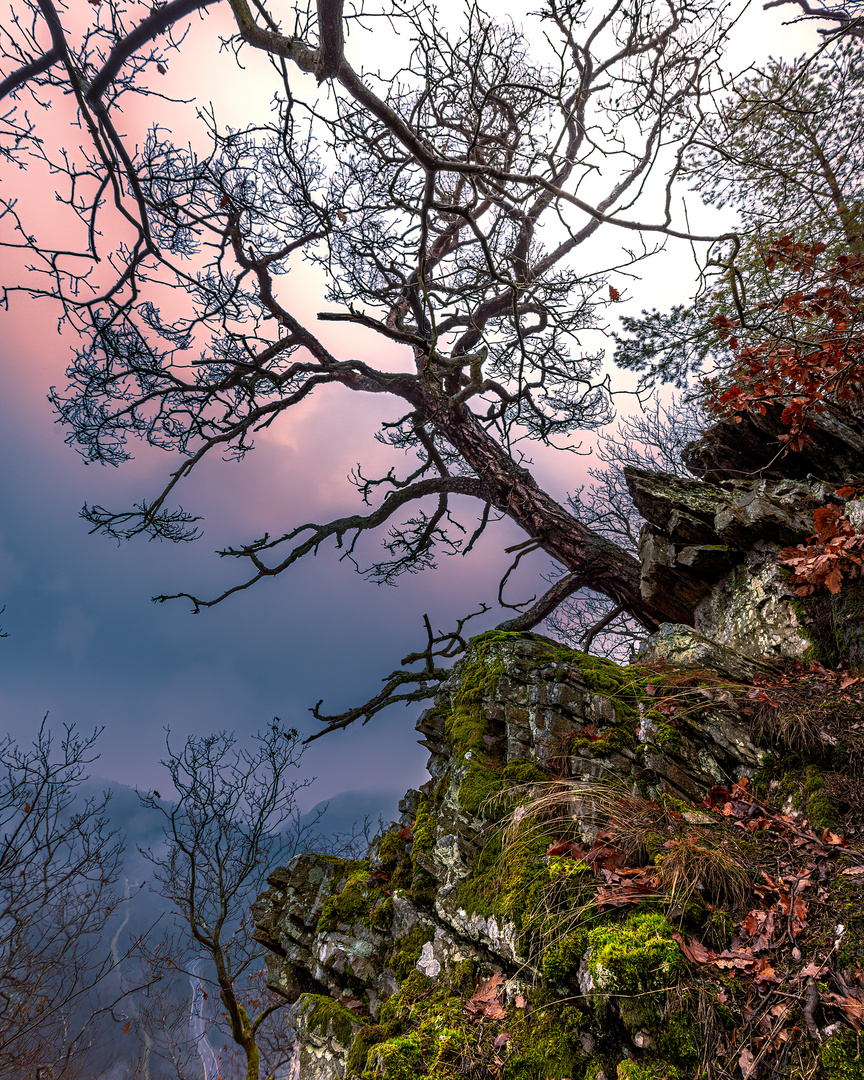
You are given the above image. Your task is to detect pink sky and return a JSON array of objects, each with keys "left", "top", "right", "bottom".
[{"left": 0, "top": 0, "right": 822, "bottom": 801}]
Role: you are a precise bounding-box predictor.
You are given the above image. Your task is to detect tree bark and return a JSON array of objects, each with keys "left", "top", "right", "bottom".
[{"left": 436, "top": 403, "right": 666, "bottom": 631}]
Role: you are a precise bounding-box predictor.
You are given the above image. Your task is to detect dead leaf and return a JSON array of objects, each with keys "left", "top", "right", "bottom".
[
  {"left": 494, "top": 1032, "right": 511, "bottom": 1047},
  {"left": 471, "top": 974, "right": 505, "bottom": 1004},
  {"left": 672, "top": 931, "right": 714, "bottom": 964},
  {"left": 822, "top": 991, "right": 864, "bottom": 1031},
  {"left": 739, "top": 1046, "right": 756, "bottom": 1078},
  {"left": 465, "top": 974, "right": 508, "bottom": 1020},
  {"left": 799, "top": 961, "right": 826, "bottom": 979}
]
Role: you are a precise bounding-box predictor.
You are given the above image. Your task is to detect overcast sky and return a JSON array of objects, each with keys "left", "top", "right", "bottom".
[{"left": 0, "top": 0, "right": 820, "bottom": 809}]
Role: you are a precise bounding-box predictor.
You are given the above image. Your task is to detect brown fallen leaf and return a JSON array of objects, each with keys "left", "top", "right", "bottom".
[
  {"left": 798, "top": 961, "right": 827, "bottom": 979},
  {"left": 739, "top": 1046, "right": 756, "bottom": 1078},
  {"left": 672, "top": 931, "right": 715, "bottom": 964},
  {"left": 493, "top": 1032, "right": 511, "bottom": 1047},
  {"left": 471, "top": 974, "right": 505, "bottom": 1004},
  {"left": 822, "top": 991, "right": 864, "bottom": 1031},
  {"left": 465, "top": 973, "right": 508, "bottom": 1020},
  {"left": 714, "top": 950, "right": 759, "bottom": 971}
]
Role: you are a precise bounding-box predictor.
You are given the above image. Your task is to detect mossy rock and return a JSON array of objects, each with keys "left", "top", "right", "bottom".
[
  {"left": 367, "top": 1032, "right": 425, "bottom": 1077},
  {"left": 587, "top": 910, "right": 683, "bottom": 997},
  {"left": 389, "top": 924, "right": 435, "bottom": 983},
  {"left": 444, "top": 634, "right": 508, "bottom": 752},
  {"left": 413, "top": 805, "right": 436, "bottom": 853},
  {"left": 542, "top": 928, "right": 588, "bottom": 989},
  {"left": 457, "top": 758, "right": 547, "bottom": 819},
  {"left": 378, "top": 830, "right": 407, "bottom": 868},
  {"left": 505, "top": 999, "right": 587, "bottom": 1079},
  {"left": 301, "top": 993, "right": 360, "bottom": 1049},
  {"left": 794, "top": 580, "right": 864, "bottom": 668},
  {"left": 318, "top": 862, "right": 372, "bottom": 933}
]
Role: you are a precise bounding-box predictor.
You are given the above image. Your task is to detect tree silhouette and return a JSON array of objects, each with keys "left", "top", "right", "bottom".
[{"left": 1, "top": 0, "right": 853, "bottom": 734}]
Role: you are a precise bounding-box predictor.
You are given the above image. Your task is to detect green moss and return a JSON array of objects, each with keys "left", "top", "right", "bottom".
[
  {"left": 753, "top": 755, "right": 840, "bottom": 832},
  {"left": 345, "top": 1019, "right": 405, "bottom": 1077},
  {"left": 368, "top": 1032, "right": 425, "bottom": 1077},
  {"left": 458, "top": 759, "right": 548, "bottom": 819},
  {"left": 547, "top": 856, "right": 593, "bottom": 881},
  {"left": 538, "top": 646, "right": 632, "bottom": 709},
  {"left": 654, "top": 723, "right": 682, "bottom": 754},
  {"left": 796, "top": 764, "right": 838, "bottom": 831},
  {"left": 654, "top": 1005, "right": 699, "bottom": 1067},
  {"left": 370, "top": 895, "right": 394, "bottom": 932},
  {"left": 318, "top": 861, "right": 371, "bottom": 933},
  {"left": 378, "top": 831, "right": 406, "bottom": 868},
  {"left": 616, "top": 1063, "right": 682, "bottom": 1080},
  {"left": 301, "top": 993, "right": 359, "bottom": 1048},
  {"left": 317, "top": 859, "right": 398, "bottom": 934},
  {"left": 413, "top": 806, "right": 436, "bottom": 853},
  {"left": 821, "top": 1029, "right": 864, "bottom": 1078},
  {"left": 444, "top": 636, "right": 507, "bottom": 752},
  {"left": 503, "top": 761, "right": 548, "bottom": 784},
  {"left": 505, "top": 999, "right": 587, "bottom": 1080},
  {"left": 447, "top": 957, "right": 477, "bottom": 994},
  {"left": 542, "top": 928, "right": 588, "bottom": 989},
  {"left": 390, "top": 925, "right": 435, "bottom": 983},
  {"left": 457, "top": 759, "right": 499, "bottom": 817},
  {"left": 407, "top": 866, "right": 438, "bottom": 907},
  {"left": 587, "top": 910, "right": 683, "bottom": 996}
]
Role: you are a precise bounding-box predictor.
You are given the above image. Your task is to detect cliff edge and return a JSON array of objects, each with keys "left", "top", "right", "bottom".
[{"left": 254, "top": 423, "right": 864, "bottom": 1079}]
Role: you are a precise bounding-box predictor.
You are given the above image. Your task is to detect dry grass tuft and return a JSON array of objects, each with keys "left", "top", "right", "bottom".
[
  {"left": 502, "top": 778, "right": 676, "bottom": 861},
  {"left": 751, "top": 696, "right": 829, "bottom": 754},
  {"left": 656, "top": 833, "right": 750, "bottom": 908}
]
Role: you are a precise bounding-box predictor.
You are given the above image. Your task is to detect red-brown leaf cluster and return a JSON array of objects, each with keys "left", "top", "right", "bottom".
[
  {"left": 779, "top": 500, "right": 864, "bottom": 596},
  {"left": 702, "top": 240, "right": 864, "bottom": 455}
]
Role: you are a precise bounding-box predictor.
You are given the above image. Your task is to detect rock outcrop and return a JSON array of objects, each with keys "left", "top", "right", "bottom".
[{"left": 254, "top": 425, "right": 864, "bottom": 1079}]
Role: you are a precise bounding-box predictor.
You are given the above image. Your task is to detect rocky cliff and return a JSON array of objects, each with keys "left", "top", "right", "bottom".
[{"left": 254, "top": 425, "right": 864, "bottom": 1080}]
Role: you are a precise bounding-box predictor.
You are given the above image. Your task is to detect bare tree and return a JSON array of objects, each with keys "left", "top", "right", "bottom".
[
  {"left": 133, "top": 725, "right": 321, "bottom": 1080},
  {"left": 0, "top": 722, "right": 127, "bottom": 1079},
  {"left": 764, "top": 0, "right": 864, "bottom": 39},
  {"left": 0, "top": 0, "right": 845, "bottom": 732}
]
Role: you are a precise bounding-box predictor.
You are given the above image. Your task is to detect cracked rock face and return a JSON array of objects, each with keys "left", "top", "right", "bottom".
[
  {"left": 624, "top": 467, "right": 848, "bottom": 660},
  {"left": 253, "top": 634, "right": 765, "bottom": 1077}
]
